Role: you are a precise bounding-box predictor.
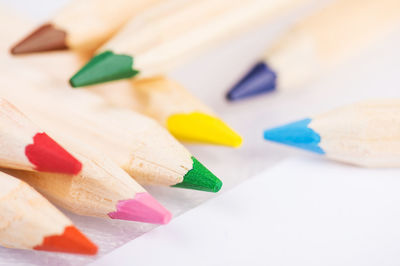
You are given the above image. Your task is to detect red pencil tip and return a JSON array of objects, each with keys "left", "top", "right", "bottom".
[
  {"left": 34, "top": 226, "right": 98, "bottom": 255},
  {"left": 11, "top": 23, "right": 67, "bottom": 55},
  {"left": 25, "top": 133, "right": 82, "bottom": 175}
]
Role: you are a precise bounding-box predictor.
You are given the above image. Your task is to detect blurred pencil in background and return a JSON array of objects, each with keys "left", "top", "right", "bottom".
[
  {"left": 0, "top": 171, "right": 97, "bottom": 255},
  {"left": 70, "top": 0, "right": 312, "bottom": 87},
  {"left": 10, "top": 0, "right": 162, "bottom": 54},
  {"left": 227, "top": 0, "right": 400, "bottom": 101},
  {"left": 264, "top": 99, "right": 400, "bottom": 167}
]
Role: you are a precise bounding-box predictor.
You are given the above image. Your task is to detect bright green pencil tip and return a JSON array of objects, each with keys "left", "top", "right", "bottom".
[
  {"left": 69, "top": 50, "right": 139, "bottom": 88},
  {"left": 173, "top": 157, "right": 222, "bottom": 192}
]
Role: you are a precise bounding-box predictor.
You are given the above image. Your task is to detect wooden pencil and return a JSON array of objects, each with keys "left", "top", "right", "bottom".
[
  {"left": 69, "top": 0, "right": 311, "bottom": 87},
  {"left": 5, "top": 12, "right": 240, "bottom": 149},
  {"left": 263, "top": 99, "right": 400, "bottom": 167},
  {"left": 3, "top": 144, "right": 172, "bottom": 224},
  {"left": 0, "top": 5, "right": 30, "bottom": 53},
  {"left": 0, "top": 171, "right": 97, "bottom": 255},
  {"left": 0, "top": 97, "right": 82, "bottom": 174},
  {"left": 0, "top": 60, "right": 222, "bottom": 192},
  {"left": 10, "top": 0, "right": 161, "bottom": 54},
  {"left": 132, "top": 76, "right": 242, "bottom": 147},
  {"left": 227, "top": 0, "right": 400, "bottom": 100}
]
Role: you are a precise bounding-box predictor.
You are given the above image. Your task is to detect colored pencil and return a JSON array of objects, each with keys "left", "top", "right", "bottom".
[
  {"left": 227, "top": 0, "right": 400, "bottom": 101},
  {"left": 263, "top": 100, "right": 400, "bottom": 167},
  {"left": 131, "top": 76, "right": 242, "bottom": 147},
  {"left": 0, "top": 62, "right": 222, "bottom": 193},
  {"left": 0, "top": 97, "right": 81, "bottom": 174},
  {"left": 3, "top": 142, "right": 172, "bottom": 224},
  {"left": 25, "top": 99, "right": 222, "bottom": 192},
  {"left": 10, "top": 0, "right": 161, "bottom": 54},
  {"left": 0, "top": 171, "right": 97, "bottom": 255},
  {"left": 70, "top": 0, "right": 311, "bottom": 87}
]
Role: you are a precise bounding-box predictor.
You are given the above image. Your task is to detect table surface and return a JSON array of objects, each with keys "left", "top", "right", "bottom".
[
  {"left": 0, "top": 0, "right": 400, "bottom": 265},
  {"left": 94, "top": 157, "right": 400, "bottom": 266}
]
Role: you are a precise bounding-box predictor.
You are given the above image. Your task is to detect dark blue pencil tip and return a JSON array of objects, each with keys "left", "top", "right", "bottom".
[
  {"left": 263, "top": 118, "right": 325, "bottom": 154},
  {"left": 226, "top": 61, "right": 277, "bottom": 101}
]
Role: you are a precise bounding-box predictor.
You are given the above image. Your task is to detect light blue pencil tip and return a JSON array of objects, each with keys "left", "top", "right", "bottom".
[{"left": 263, "top": 118, "right": 325, "bottom": 154}]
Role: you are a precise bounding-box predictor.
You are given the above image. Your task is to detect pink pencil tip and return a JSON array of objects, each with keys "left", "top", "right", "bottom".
[{"left": 108, "top": 192, "right": 172, "bottom": 224}]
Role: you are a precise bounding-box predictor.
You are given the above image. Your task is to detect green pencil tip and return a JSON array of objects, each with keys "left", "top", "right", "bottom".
[
  {"left": 173, "top": 157, "right": 222, "bottom": 192},
  {"left": 69, "top": 50, "right": 139, "bottom": 87}
]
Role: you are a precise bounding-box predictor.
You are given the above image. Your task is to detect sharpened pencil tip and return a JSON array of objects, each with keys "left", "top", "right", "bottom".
[
  {"left": 173, "top": 157, "right": 222, "bottom": 192},
  {"left": 226, "top": 61, "right": 277, "bottom": 101},
  {"left": 263, "top": 118, "right": 325, "bottom": 154},
  {"left": 34, "top": 226, "right": 98, "bottom": 255},
  {"left": 108, "top": 192, "right": 172, "bottom": 224},
  {"left": 167, "top": 112, "right": 243, "bottom": 147},
  {"left": 25, "top": 132, "right": 82, "bottom": 175},
  {"left": 70, "top": 50, "right": 139, "bottom": 87},
  {"left": 11, "top": 23, "right": 67, "bottom": 55}
]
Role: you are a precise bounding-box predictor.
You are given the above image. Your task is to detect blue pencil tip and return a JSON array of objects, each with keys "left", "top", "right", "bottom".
[
  {"left": 263, "top": 118, "right": 325, "bottom": 154},
  {"left": 226, "top": 62, "right": 277, "bottom": 101}
]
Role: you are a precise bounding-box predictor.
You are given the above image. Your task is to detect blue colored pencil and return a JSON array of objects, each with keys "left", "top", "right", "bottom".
[{"left": 263, "top": 100, "right": 400, "bottom": 167}]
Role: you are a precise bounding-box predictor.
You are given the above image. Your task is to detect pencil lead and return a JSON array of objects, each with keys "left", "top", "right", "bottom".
[
  {"left": 70, "top": 51, "right": 139, "bottom": 87},
  {"left": 173, "top": 157, "right": 222, "bottom": 192},
  {"left": 263, "top": 118, "right": 325, "bottom": 154},
  {"left": 226, "top": 62, "right": 277, "bottom": 101},
  {"left": 167, "top": 112, "right": 242, "bottom": 147},
  {"left": 25, "top": 133, "right": 82, "bottom": 175},
  {"left": 10, "top": 24, "right": 67, "bottom": 55},
  {"left": 108, "top": 192, "right": 172, "bottom": 224},
  {"left": 34, "top": 226, "right": 98, "bottom": 255}
]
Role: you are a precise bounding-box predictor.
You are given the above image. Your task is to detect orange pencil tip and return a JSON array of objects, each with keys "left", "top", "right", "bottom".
[{"left": 34, "top": 226, "right": 98, "bottom": 255}]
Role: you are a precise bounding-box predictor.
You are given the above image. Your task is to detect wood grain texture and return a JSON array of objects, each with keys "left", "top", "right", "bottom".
[
  {"left": 133, "top": 76, "right": 213, "bottom": 125},
  {"left": 0, "top": 171, "right": 70, "bottom": 249},
  {"left": 3, "top": 146, "right": 146, "bottom": 218},
  {"left": 0, "top": 59, "right": 193, "bottom": 186},
  {"left": 19, "top": 0, "right": 161, "bottom": 52},
  {"left": 0, "top": 98, "right": 47, "bottom": 171},
  {"left": 310, "top": 99, "right": 400, "bottom": 167},
  {"left": 0, "top": 98, "right": 81, "bottom": 174},
  {"left": 0, "top": 11, "right": 194, "bottom": 185},
  {"left": 100, "top": 0, "right": 311, "bottom": 77}
]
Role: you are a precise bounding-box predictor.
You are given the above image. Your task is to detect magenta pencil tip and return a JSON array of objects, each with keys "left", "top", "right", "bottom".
[{"left": 108, "top": 192, "right": 172, "bottom": 224}]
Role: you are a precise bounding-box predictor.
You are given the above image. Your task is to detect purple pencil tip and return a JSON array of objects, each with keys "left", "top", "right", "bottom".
[{"left": 226, "top": 61, "right": 277, "bottom": 101}]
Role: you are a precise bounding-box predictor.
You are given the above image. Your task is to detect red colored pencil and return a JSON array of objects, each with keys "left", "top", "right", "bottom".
[{"left": 0, "top": 98, "right": 81, "bottom": 174}]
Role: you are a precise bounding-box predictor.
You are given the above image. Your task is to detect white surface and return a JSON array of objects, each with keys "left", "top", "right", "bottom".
[
  {"left": 0, "top": 0, "right": 399, "bottom": 265},
  {"left": 93, "top": 157, "right": 400, "bottom": 266}
]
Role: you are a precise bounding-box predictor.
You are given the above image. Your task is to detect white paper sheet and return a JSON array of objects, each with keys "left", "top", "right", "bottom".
[
  {"left": 93, "top": 157, "right": 400, "bottom": 266},
  {"left": 0, "top": 0, "right": 400, "bottom": 265}
]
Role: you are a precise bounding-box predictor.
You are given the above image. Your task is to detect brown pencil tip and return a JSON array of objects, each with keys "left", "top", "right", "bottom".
[{"left": 11, "top": 23, "right": 67, "bottom": 55}]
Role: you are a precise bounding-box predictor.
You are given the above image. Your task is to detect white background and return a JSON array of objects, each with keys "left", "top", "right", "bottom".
[
  {"left": 0, "top": 0, "right": 400, "bottom": 265},
  {"left": 94, "top": 157, "right": 400, "bottom": 266}
]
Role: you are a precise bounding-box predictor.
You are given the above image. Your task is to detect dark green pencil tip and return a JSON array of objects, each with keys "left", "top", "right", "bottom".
[
  {"left": 69, "top": 50, "right": 139, "bottom": 87},
  {"left": 173, "top": 157, "right": 222, "bottom": 192}
]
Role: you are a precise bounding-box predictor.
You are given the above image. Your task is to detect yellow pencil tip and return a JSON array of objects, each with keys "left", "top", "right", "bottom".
[{"left": 167, "top": 112, "right": 242, "bottom": 147}]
